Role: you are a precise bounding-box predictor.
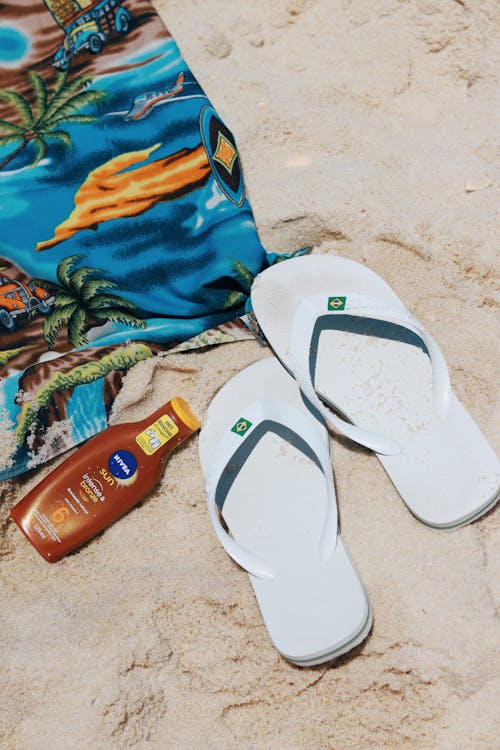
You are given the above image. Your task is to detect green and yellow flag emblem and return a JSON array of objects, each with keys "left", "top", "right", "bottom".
[
  {"left": 231, "top": 417, "right": 252, "bottom": 436},
  {"left": 328, "top": 296, "right": 346, "bottom": 311}
]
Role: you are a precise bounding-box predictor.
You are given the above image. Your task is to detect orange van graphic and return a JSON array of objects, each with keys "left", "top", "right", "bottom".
[{"left": 0, "top": 274, "right": 54, "bottom": 331}]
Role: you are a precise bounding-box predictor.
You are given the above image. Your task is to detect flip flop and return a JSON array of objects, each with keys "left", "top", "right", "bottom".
[
  {"left": 199, "top": 357, "right": 372, "bottom": 666},
  {"left": 251, "top": 255, "right": 499, "bottom": 529}
]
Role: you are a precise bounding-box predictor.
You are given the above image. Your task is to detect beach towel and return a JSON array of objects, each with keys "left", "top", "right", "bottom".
[{"left": 0, "top": 0, "right": 269, "bottom": 480}]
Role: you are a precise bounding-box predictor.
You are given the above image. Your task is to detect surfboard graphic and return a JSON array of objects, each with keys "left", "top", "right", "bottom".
[{"left": 200, "top": 105, "right": 245, "bottom": 207}]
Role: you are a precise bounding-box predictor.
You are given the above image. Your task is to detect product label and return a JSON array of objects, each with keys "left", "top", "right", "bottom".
[
  {"left": 108, "top": 450, "right": 138, "bottom": 480},
  {"left": 26, "top": 481, "right": 96, "bottom": 548},
  {"left": 135, "top": 415, "right": 178, "bottom": 455},
  {"left": 80, "top": 473, "right": 106, "bottom": 502}
]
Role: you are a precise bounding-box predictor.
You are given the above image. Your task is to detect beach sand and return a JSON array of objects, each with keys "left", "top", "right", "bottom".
[{"left": 1, "top": 1, "right": 499, "bottom": 747}]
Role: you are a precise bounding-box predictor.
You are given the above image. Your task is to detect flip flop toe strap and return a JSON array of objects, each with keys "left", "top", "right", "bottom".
[
  {"left": 205, "top": 397, "right": 338, "bottom": 580},
  {"left": 289, "top": 293, "right": 453, "bottom": 455}
]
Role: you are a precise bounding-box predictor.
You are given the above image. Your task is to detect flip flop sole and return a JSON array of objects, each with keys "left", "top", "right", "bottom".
[
  {"left": 199, "top": 357, "right": 372, "bottom": 664},
  {"left": 252, "top": 255, "right": 499, "bottom": 528},
  {"left": 291, "top": 601, "right": 373, "bottom": 666}
]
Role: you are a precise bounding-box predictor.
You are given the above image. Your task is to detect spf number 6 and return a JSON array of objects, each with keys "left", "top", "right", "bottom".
[{"left": 52, "top": 500, "right": 70, "bottom": 525}]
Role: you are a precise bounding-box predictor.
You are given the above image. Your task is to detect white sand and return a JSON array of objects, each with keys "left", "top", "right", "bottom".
[{"left": 1, "top": 1, "right": 498, "bottom": 748}]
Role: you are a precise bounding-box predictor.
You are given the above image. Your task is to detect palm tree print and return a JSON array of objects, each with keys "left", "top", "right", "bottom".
[
  {"left": 222, "top": 250, "right": 312, "bottom": 309},
  {"left": 223, "top": 260, "right": 256, "bottom": 309},
  {"left": 0, "top": 71, "right": 105, "bottom": 171},
  {"left": 33, "top": 255, "right": 146, "bottom": 350}
]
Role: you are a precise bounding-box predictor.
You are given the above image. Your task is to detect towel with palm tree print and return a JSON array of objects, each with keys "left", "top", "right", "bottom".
[{"left": 0, "top": 0, "right": 279, "bottom": 480}]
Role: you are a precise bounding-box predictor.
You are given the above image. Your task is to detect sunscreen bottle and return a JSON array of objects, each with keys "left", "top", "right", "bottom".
[{"left": 11, "top": 397, "right": 200, "bottom": 562}]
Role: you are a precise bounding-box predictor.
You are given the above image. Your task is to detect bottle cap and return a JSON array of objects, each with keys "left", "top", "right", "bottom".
[{"left": 170, "top": 397, "right": 201, "bottom": 431}]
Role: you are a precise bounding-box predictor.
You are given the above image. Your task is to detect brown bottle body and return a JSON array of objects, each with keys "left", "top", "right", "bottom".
[{"left": 11, "top": 397, "right": 200, "bottom": 562}]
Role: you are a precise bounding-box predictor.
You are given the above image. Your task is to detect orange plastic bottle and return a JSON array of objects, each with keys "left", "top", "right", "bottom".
[{"left": 11, "top": 397, "right": 200, "bottom": 562}]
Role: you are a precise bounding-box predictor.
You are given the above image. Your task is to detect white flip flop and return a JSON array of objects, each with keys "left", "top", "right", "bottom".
[
  {"left": 199, "top": 357, "right": 372, "bottom": 666},
  {"left": 251, "top": 255, "right": 499, "bottom": 530}
]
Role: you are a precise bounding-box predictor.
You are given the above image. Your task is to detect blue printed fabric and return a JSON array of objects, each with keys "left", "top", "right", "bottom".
[{"left": 0, "top": 0, "right": 268, "bottom": 480}]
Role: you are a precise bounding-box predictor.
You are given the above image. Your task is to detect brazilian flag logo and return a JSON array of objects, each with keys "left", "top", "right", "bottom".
[
  {"left": 231, "top": 417, "right": 252, "bottom": 436},
  {"left": 328, "top": 296, "right": 346, "bottom": 311}
]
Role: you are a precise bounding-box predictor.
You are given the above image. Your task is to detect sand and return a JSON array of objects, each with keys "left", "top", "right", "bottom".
[{"left": 1, "top": 1, "right": 499, "bottom": 747}]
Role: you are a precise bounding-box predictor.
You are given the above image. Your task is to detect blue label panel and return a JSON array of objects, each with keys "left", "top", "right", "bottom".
[{"left": 108, "top": 449, "right": 138, "bottom": 480}]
